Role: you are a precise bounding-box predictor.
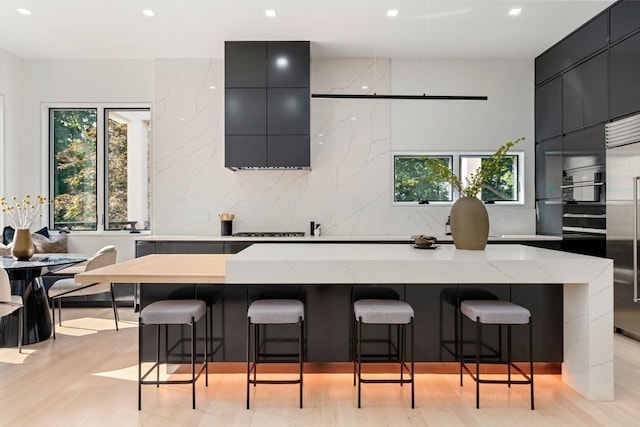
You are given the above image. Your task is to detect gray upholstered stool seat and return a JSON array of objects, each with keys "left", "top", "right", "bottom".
[
  {"left": 248, "top": 299, "right": 304, "bottom": 324},
  {"left": 353, "top": 299, "right": 415, "bottom": 408},
  {"left": 138, "top": 299, "right": 209, "bottom": 410},
  {"left": 141, "top": 299, "right": 206, "bottom": 324},
  {"left": 354, "top": 299, "right": 414, "bottom": 324},
  {"left": 247, "top": 299, "right": 304, "bottom": 409},
  {"left": 459, "top": 299, "right": 534, "bottom": 410},
  {"left": 461, "top": 300, "right": 531, "bottom": 324}
]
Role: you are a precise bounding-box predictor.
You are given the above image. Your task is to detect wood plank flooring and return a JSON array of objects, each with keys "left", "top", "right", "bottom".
[{"left": 1, "top": 307, "right": 639, "bottom": 426}]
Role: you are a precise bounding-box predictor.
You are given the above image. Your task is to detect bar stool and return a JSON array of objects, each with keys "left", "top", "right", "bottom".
[
  {"left": 138, "top": 299, "right": 208, "bottom": 410},
  {"left": 168, "top": 285, "right": 224, "bottom": 361},
  {"left": 247, "top": 299, "right": 304, "bottom": 409},
  {"left": 353, "top": 299, "right": 415, "bottom": 408},
  {"left": 460, "top": 300, "right": 534, "bottom": 410},
  {"left": 439, "top": 287, "right": 500, "bottom": 361}
]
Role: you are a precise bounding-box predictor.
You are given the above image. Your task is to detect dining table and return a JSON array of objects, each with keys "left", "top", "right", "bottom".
[{"left": 0, "top": 254, "right": 88, "bottom": 346}]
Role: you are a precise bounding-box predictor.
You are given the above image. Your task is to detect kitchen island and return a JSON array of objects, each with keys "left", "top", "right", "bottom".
[{"left": 226, "top": 243, "right": 613, "bottom": 402}]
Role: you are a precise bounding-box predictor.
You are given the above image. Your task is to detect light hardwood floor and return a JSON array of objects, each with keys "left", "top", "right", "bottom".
[{"left": 1, "top": 307, "right": 639, "bottom": 427}]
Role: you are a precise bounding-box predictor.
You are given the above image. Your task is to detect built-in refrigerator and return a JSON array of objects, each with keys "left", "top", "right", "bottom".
[{"left": 606, "top": 113, "right": 640, "bottom": 339}]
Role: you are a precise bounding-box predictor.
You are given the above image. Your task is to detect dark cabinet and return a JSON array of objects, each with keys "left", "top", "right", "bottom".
[
  {"left": 225, "top": 42, "right": 266, "bottom": 88},
  {"left": 155, "top": 241, "right": 224, "bottom": 254},
  {"left": 536, "top": 199, "right": 563, "bottom": 235},
  {"left": 610, "top": 0, "right": 640, "bottom": 42},
  {"left": 535, "top": 77, "right": 562, "bottom": 141},
  {"left": 535, "top": 11, "right": 608, "bottom": 85},
  {"left": 535, "top": 137, "right": 563, "bottom": 199},
  {"left": 267, "top": 41, "right": 310, "bottom": 88},
  {"left": 224, "top": 88, "right": 267, "bottom": 135},
  {"left": 225, "top": 41, "right": 310, "bottom": 169},
  {"left": 562, "top": 52, "right": 608, "bottom": 133},
  {"left": 562, "top": 124, "right": 606, "bottom": 171},
  {"left": 267, "top": 88, "right": 310, "bottom": 134},
  {"left": 610, "top": 31, "right": 640, "bottom": 119}
]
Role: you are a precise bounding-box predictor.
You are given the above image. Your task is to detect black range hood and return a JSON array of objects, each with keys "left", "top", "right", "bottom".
[{"left": 225, "top": 41, "right": 310, "bottom": 171}]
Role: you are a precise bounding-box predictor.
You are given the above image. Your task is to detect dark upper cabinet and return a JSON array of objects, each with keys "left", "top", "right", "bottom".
[
  {"left": 225, "top": 135, "right": 267, "bottom": 168},
  {"left": 610, "top": 0, "right": 640, "bottom": 42},
  {"left": 267, "top": 88, "right": 310, "bottom": 134},
  {"left": 225, "top": 42, "right": 266, "bottom": 88},
  {"left": 562, "top": 124, "right": 606, "bottom": 171},
  {"left": 610, "top": 31, "right": 640, "bottom": 119},
  {"left": 267, "top": 135, "right": 310, "bottom": 167},
  {"left": 225, "top": 88, "right": 267, "bottom": 135},
  {"left": 535, "top": 77, "right": 562, "bottom": 141},
  {"left": 562, "top": 52, "right": 608, "bottom": 133},
  {"left": 535, "top": 12, "right": 608, "bottom": 85},
  {"left": 267, "top": 41, "right": 310, "bottom": 88},
  {"left": 535, "top": 136, "right": 563, "bottom": 199}
]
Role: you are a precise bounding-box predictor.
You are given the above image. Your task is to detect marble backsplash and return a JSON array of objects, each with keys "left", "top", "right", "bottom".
[{"left": 153, "top": 58, "right": 535, "bottom": 237}]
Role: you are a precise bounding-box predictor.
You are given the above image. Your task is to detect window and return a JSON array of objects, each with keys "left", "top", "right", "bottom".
[
  {"left": 49, "top": 106, "right": 151, "bottom": 231},
  {"left": 393, "top": 152, "right": 523, "bottom": 205}
]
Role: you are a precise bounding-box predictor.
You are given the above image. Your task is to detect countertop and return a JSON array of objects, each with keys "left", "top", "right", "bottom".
[{"left": 136, "top": 234, "right": 561, "bottom": 242}]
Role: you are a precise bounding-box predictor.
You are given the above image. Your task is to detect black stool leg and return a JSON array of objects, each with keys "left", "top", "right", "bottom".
[
  {"left": 138, "top": 317, "right": 143, "bottom": 410},
  {"left": 476, "top": 317, "right": 481, "bottom": 409},
  {"left": 530, "top": 317, "right": 535, "bottom": 410},
  {"left": 156, "top": 325, "right": 161, "bottom": 387},
  {"left": 411, "top": 318, "right": 415, "bottom": 409},
  {"left": 191, "top": 316, "right": 196, "bottom": 409},
  {"left": 508, "top": 324, "right": 512, "bottom": 387},
  {"left": 357, "top": 317, "right": 362, "bottom": 408},
  {"left": 299, "top": 316, "right": 304, "bottom": 409},
  {"left": 246, "top": 317, "right": 251, "bottom": 409},
  {"left": 459, "top": 312, "right": 464, "bottom": 386}
]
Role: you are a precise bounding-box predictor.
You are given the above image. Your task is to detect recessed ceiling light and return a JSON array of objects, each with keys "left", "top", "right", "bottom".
[
  {"left": 508, "top": 8, "right": 522, "bottom": 16},
  {"left": 350, "top": 117, "right": 357, "bottom": 121},
  {"left": 16, "top": 8, "right": 32, "bottom": 15},
  {"left": 265, "top": 9, "right": 276, "bottom": 17},
  {"left": 361, "top": 85, "right": 369, "bottom": 90},
  {"left": 142, "top": 9, "right": 156, "bottom": 17},
  {"left": 209, "top": 85, "right": 216, "bottom": 90},
  {"left": 387, "top": 9, "right": 399, "bottom": 17}
]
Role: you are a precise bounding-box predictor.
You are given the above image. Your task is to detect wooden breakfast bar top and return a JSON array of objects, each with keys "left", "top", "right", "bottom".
[{"left": 75, "top": 254, "right": 230, "bottom": 284}]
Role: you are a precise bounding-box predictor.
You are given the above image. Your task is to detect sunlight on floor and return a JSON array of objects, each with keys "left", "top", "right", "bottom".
[
  {"left": 0, "top": 347, "right": 36, "bottom": 364},
  {"left": 55, "top": 317, "right": 136, "bottom": 337}
]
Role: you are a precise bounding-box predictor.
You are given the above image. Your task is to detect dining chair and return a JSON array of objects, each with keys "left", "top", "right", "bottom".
[
  {"left": 0, "top": 268, "right": 23, "bottom": 352},
  {"left": 47, "top": 245, "right": 118, "bottom": 339}
]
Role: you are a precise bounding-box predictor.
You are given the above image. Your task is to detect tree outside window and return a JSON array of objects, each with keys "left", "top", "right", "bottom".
[{"left": 394, "top": 156, "right": 453, "bottom": 202}]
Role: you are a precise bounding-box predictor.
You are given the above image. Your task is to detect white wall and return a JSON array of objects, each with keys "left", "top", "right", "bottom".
[
  {"left": 0, "top": 49, "right": 23, "bottom": 205},
  {"left": 154, "top": 57, "right": 535, "bottom": 237}
]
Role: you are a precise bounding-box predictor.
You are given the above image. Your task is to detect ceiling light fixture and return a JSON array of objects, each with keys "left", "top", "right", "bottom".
[
  {"left": 16, "top": 8, "right": 32, "bottom": 15},
  {"left": 209, "top": 86, "right": 216, "bottom": 90},
  {"left": 361, "top": 85, "right": 368, "bottom": 90},
  {"left": 508, "top": 8, "right": 522, "bottom": 16},
  {"left": 142, "top": 9, "right": 156, "bottom": 17},
  {"left": 387, "top": 9, "right": 399, "bottom": 17},
  {"left": 265, "top": 9, "right": 276, "bottom": 17}
]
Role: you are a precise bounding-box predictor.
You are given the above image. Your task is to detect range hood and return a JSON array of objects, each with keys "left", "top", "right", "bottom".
[{"left": 225, "top": 41, "right": 310, "bottom": 171}]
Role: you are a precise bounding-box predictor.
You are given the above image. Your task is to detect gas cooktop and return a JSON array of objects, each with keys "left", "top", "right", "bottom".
[{"left": 232, "top": 231, "right": 305, "bottom": 237}]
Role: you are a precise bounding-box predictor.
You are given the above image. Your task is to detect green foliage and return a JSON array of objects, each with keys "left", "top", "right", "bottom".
[
  {"left": 394, "top": 157, "right": 452, "bottom": 202},
  {"left": 425, "top": 137, "right": 524, "bottom": 198},
  {"left": 107, "top": 118, "right": 128, "bottom": 226}
]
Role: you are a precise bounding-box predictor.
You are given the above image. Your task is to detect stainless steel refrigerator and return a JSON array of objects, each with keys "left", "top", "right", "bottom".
[{"left": 606, "top": 113, "right": 640, "bottom": 339}]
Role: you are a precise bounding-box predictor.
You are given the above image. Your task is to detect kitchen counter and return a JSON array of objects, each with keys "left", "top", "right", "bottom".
[
  {"left": 226, "top": 243, "right": 613, "bottom": 402},
  {"left": 136, "top": 234, "right": 561, "bottom": 242}
]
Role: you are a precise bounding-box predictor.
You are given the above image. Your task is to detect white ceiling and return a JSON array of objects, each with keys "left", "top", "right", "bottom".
[{"left": 0, "top": 0, "right": 615, "bottom": 60}]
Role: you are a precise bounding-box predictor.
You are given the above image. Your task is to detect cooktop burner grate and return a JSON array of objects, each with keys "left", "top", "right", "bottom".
[{"left": 232, "top": 231, "right": 305, "bottom": 237}]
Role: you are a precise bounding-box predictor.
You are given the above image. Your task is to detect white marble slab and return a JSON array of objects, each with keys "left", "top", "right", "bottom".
[
  {"left": 136, "top": 234, "right": 560, "bottom": 242},
  {"left": 226, "top": 243, "right": 613, "bottom": 401}
]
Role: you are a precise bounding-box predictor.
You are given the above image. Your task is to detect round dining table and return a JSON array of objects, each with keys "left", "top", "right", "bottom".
[{"left": 0, "top": 254, "right": 87, "bottom": 347}]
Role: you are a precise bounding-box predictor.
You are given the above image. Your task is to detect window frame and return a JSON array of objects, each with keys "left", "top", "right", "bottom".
[
  {"left": 392, "top": 151, "right": 525, "bottom": 206},
  {"left": 45, "top": 102, "right": 152, "bottom": 234}
]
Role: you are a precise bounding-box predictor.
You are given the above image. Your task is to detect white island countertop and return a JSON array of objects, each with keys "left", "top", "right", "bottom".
[
  {"left": 136, "top": 234, "right": 561, "bottom": 242},
  {"left": 226, "top": 243, "right": 613, "bottom": 402}
]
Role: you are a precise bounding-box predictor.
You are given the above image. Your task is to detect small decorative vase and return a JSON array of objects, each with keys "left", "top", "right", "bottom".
[
  {"left": 449, "top": 196, "right": 489, "bottom": 250},
  {"left": 11, "top": 228, "right": 34, "bottom": 261}
]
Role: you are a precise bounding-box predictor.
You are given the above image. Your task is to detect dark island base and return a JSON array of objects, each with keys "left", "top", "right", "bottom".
[{"left": 139, "top": 283, "right": 563, "bottom": 364}]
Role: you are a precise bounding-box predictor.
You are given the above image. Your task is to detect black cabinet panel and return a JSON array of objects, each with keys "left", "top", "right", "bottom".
[
  {"left": 267, "top": 135, "right": 310, "bottom": 168},
  {"left": 155, "top": 241, "right": 224, "bottom": 254},
  {"left": 610, "top": 31, "right": 640, "bottom": 119},
  {"left": 610, "top": 0, "right": 640, "bottom": 42},
  {"left": 225, "top": 88, "right": 266, "bottom": 135},
  {"left": 535, "top": 12, "right": 608, "bottom": 85},
  {"left": 267, "top": 41, "right": 310, "bottom": 88},
  {"left": 267, "top": 88, "right": 310, "bottom": 134},
  {"left": 562, "top": 124, "right": 606, "bottom": 171},
  {"left": 135, "top": 241, "right": 156, "bottom": 257},
  {"left": 536, "top": 199, "right": 563, "bottom": 235},
  {"left": 535, "top": 77, "right": 563, "bottom": 141},
  {"left": 562, "top": 52, "right": 608, "bottom": 133},
  {"left": 224, "top": 41, "right": 266, "bottom": 88},
  {"left": 535, "top": 137, "right": 563, "bottom": 199},
  {"left": 225, "top": 135, "right": 267, "bottom": 168}
]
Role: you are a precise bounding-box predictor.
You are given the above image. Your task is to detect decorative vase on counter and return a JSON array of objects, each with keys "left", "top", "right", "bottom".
[
  {"left": 11, "top": 228, "right": 34, "bottom": 261},
  {"left": 449, "top": 197, "right": 489, "bottom": 250}
]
